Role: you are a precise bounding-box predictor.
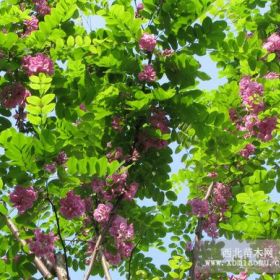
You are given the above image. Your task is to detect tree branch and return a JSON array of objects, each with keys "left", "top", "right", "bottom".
[
  {"left": 101, "top": 251, "right": 112, "bottom": 280},
  {"left": 47, "top": 197, "right": 71, "bottom": 280},
  {"left": 3, "top": 215, "right": 53, "bottom": 279}
]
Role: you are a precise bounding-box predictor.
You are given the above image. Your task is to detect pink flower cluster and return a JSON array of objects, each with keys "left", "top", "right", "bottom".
[
  {"left": 60, "top": 191, "right": 85, "bottom": 219},
  {"left": 0, "top": 83, "right": 31, "bottom": 109},
  {"left": 10, "top": 186, "right": 38, "bottom": 214},
  {"left": 93, "top": 203, "right": 113, "bottom": 223},
  {"left": 23, "top": 16, "right": 39, "bottom": 36},
  {"left": 202, "top": 213, "right": 219, "bottom": 238},
  {"left": 108, "top": 215, "right": 134, "bottom": 261},
  {"left": 33, "top": 0, "right": 51, "bottom": 16},
  {"left": 149, "top": 109, "right": 170, "bottom": 133},
  {"left": 237, "top": 113, "right": 277, "bottom": 141},
  {"left": 202, "top": 183, "right": 231, "bottom": 238},
  {"left": 188, "top": 199, "right": 209, "bottom": 217},
  {"left": 263, "top": 33, "right": 280, "bottom": 53},
  {"left": 22, "top": 53, "right": 54, "bottom": 76},
  {"left": 229, "top": 77, "right": 277, "bottom": 142},
  {"left": 29, "top": 229, "right": 56, "bottom": 263},
  {"left": 189, "top": 183, "right": 231, "bottom": 238},
  {"left": 239, "top": 76, "right": 264, "bottom": 114},
  {"left": 138, "top": 131, "right": 168, "bottom": 151},
  {"left": 138, "top": 65, "right": 157, "bottom": 83},
  {"left": 212, "top": 183, "right": 231, "bottom": 208},
  {"left": 91, "top": 173, "right": 139, "bottom": 202},
  {"left": 240, "top": 143, "right": 255, "bottom": 158},
  {"left": 139, "top": 33, "right": 157, "bottom": 52}
]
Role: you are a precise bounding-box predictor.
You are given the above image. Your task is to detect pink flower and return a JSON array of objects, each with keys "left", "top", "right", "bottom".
[
  {"left": 117, "top": 241, "right": 134, "bottom": 258},
  {"left": 124, "top": 182, "right": 139, "bottom": 201},
  {"left": 162, "top": 48, "right": 174, "bottom": 57},
  {"left": 29, "top": 229, "right": 56, "bottom": 262},
  {"left": 202, "top": 213, "right": 219, "bottom": 238},
  {"left": 60, "top": 191, "right": 85, "bottom": 219},
  {"left": 44, "top": 163, "right": 56, "bottom": 173},
  {"left": 264, "top": 72, "right": 280, "bottom": 79},
  {"left": 93, "top": 203, "right": 113, "bottom": 223},
  {"left": 207, "top": 172, "right": 218, "bottom": 178},
  {"left": 229, "top": 108, "right": 238, "bottom": 122},
  {"left": 188, "top": 199, "right": 209, "bottom": 217},
  {"left": 33, "top": 0, "right": 51, "bottom": 15},
  {"left": 106, "top": 147, "right": 124, "bottom": 162},
  {"left": 239, "top": 76, "right": 264, "bottom": 114},
  {"left": 136, "top": 3, "right": 144, "bottom": 10},
  {"left": 0, "top": 83, "right": 31, "bottom": 108},
  {"left": 139, "top": 33, "right": 157, "bottom": 52},
  {"left": 213, "top": 183, "right": 231, "bottom": 207},
  {"left": 229, "top": 272, "right": 247, "bottom": 280},
  {"left": 108, "top": 172, "right": 128, "bottom": 185},
  {"left": 55, "top": 151, "right": 68, "bottom": 165},
  {"left": 257, "top": 117, "right": 277, "bottom": 141},
  {"left": 79, "top": 103, "right": 86, "bottom": 111},
  {"left": 22, "top": 53, "right": 54, "bottom": 76},
  {"left": 10, "top": 186, "right": 38, "bottom": 214},
  {"left": 23, "top": 16, "right": 39, "bottom": 36},
  {"left": 138, "top": 65, "right": 157, "bottom": 83},
  {"left": 149, "top": 109, "right": 170, "bottom": 133},
  {"left": 109, "top": 215, "right": 134, "bottom": 241},
  {"left": 91, "top": 178, "right": 106, "bottom": 193},
  {"left": 104, "top": 251, "right": 122, "bottom": 266},
  {"left": 130, "top": 148, "right": 140, "bottom": 162},
  {"left": 240, "top": 143, "right": 255, "bottom": 158},
  {"left": 263, "top": 33, "right": 280, "bottom": 52},
  {"left": 137, "top": 131, "right": 168, "bottom": 151},
  {"left": 111, "top": 116, "right": 123, "bottom": 132}
]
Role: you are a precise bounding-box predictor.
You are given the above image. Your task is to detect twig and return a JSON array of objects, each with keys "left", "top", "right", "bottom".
[
  {"left": 101, "top": 252, "right": 112, "bottom": 280},
  {"left": 3, "top": 215, "right": 53, "bottom": 279},
  {"left": 47, "top": 197, "right": 71, "bottom": 280}
]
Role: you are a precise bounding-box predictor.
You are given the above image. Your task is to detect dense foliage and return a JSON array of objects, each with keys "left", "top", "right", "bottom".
[{"left": 0, "top": 0, "right": 279, "bottom": 279}]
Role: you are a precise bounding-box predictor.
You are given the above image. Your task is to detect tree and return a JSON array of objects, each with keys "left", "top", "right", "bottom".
[{"left": 0, "top": 0, "right": 279, "bottom": 279}]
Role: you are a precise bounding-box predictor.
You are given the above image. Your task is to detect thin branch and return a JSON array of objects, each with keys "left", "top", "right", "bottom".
[
  {"left": 3, "top": 214, "right": 53, "bottom": 279},
  {"left": 127, "top": 237, "right": 143, "bottom": 280},
  {"left": 47, "top": 197, "right": 71, "bottom": 280},
  {"left": 83, "top": 197, "right": 122, "bottom": 280},
  {"left": 101, "top": 252, "right": 112, "bottom": 280},
  {"left": 83, "top": 234, "right": 103, "bottom": 280}
]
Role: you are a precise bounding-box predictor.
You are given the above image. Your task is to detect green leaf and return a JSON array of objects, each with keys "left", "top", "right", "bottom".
[
  {"left": 153, "top": 88, "right": 176, "bottom": 101},
  {"left": 41, "top": 94, "right": 55, "bottom": 105},
  {"left": 27, "top": 114, "right": 41, "bottom": 125},
  {"left": 166, "top": 191, "right": 177, "bottom": 201},
  {"left": 67, "top": 35, "right": 75, "bottom": 47},
  {"left": 27, "top": 96, "right": 41, "bottom": 106},
  {"left": 267, "top": 53, "right": 276, "bottom": 62}
]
